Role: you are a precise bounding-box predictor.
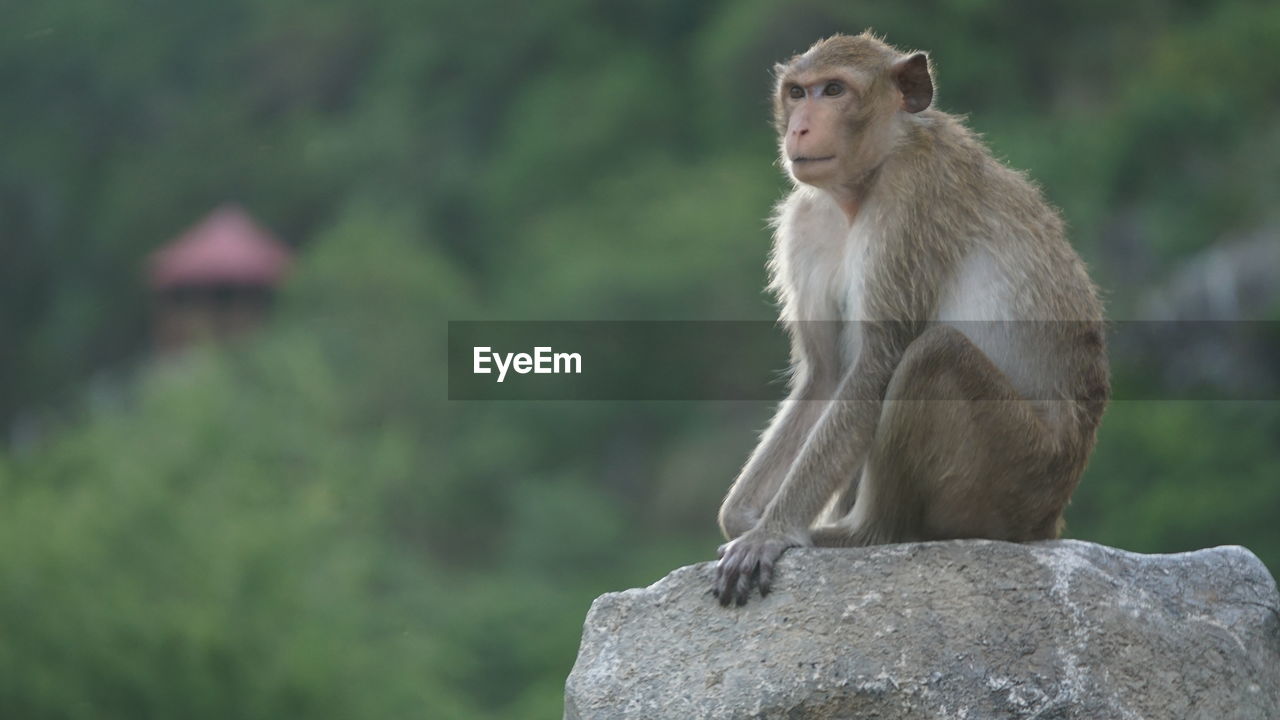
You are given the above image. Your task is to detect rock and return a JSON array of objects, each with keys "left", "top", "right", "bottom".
[{"left": 564, "top": 540, "right": 1280, "bottom": 719}]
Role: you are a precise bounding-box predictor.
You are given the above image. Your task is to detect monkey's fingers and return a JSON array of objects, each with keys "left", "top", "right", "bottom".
[
  {"left": 717, "top": 571, "right": 738, "bottom": 606},
  {"left": 714, "top": 560, "right": 738, "bottom": 606},
  {"left": 734, "top": 559, "right": 760, "bottom": 606},
  {"left": 758, "top": 556, "right": 776, "bottom": 597}
]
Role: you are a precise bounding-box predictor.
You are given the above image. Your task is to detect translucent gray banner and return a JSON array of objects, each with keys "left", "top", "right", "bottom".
[{"left": 447, "top": 321, "right": 1280, "bottom": 401}]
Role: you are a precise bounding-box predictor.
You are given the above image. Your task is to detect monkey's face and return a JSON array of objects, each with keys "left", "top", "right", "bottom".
[
  {"left": 772, "top": 35, "right": 934, "bottom": 193},
  {"left": 778, "top": 69, "right": 868, "bottom": 188}
]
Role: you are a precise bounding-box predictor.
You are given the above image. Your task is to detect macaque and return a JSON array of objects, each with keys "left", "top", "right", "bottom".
[{"left": 714, "top": 33, "right": 1109, "bottom": 606}]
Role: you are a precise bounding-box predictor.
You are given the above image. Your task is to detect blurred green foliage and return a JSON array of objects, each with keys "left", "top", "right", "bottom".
[{"left": 2, "top": 1, "right": 1278, "bottom": 717}]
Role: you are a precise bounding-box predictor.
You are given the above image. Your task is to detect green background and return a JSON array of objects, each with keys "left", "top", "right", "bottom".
[{"left": 2, "top": 1, "right": 1278, "bottom": 717}]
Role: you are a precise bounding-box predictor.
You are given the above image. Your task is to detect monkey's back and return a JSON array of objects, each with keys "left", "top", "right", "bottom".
[{"left": 914, "top": 111, "right": 1110, "bottom": 447}]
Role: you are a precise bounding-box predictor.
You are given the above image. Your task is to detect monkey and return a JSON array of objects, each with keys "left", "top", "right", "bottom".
[{"left": 713, "top": 32, "right": 1109, "bottom": 606}]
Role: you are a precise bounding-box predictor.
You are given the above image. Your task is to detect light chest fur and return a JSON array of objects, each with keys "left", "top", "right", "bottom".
[
  {"left": 772, "top": 188, "right": 869, "bottom": 321},
  {"left": 771, "top": 188, "right": 877, "bottom": 369},
  {"left": 770, "top": 187, "right": 1052, "bottom": 405}
]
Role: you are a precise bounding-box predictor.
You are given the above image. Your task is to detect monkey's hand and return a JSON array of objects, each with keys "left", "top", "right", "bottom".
[{"left": 713, "top": 528, "right": 802, "bottom": 606}]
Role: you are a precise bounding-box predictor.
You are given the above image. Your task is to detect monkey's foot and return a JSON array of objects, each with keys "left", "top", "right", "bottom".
[{"left": 713, "top": 529, "right": 799, "bottom": 606}]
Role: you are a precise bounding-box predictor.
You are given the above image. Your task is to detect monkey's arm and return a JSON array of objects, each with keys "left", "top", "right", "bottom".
[
  {"left": 718, "top": 376, "right": 833, "bottom": 539},
  {"left": 760, "top": 356, "right": 894, "bottom": 531},
  {"left": 719, "top": 322, "right": 841, "bottom": 539},
  {"left": 714, "top": 326, "right": 906, "bottom": 606}
]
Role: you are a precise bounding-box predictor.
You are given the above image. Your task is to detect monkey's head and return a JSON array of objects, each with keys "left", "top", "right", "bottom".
[{"left": 773, "top": 32, "right": 934, "bottom": 189}]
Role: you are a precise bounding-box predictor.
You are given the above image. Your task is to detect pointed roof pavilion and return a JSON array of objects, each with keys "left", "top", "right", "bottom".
[{"left": 148, "top": 204, "right": 292, "bottom": 290}]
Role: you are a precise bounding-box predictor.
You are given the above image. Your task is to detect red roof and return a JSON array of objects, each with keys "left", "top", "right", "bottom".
[{"left": 148, "top": 204, "right": 292, "bottom": 290}]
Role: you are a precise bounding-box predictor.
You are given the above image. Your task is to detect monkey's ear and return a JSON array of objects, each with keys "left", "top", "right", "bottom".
[{"left": 892, "top": 52, "right": 933, "bottom": 113}]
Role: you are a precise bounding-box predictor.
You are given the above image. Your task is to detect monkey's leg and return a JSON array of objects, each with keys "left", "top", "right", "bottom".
[
  {"left": 826, "top": 466, "right": 865, "bottom": 524},
  {"left": 811, "top": 325, "right": 1066, "bottom": 547}
]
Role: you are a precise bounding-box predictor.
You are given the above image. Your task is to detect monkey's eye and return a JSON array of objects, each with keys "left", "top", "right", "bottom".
[
  {"left": 822, "top": 81, "right": 844, "bottom": 97},
  {"left": 788, "top": 85, "right": 804, "bottom": 100}
]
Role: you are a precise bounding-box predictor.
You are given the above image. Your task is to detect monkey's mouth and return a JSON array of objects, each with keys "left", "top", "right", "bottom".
[{"left": 791, "top": 155, "right": 836, "bottom": 164}]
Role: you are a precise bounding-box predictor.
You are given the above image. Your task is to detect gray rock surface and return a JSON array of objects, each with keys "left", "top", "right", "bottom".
[{"left": 565, "top": 540, "right": 1280, "bottom": 719}]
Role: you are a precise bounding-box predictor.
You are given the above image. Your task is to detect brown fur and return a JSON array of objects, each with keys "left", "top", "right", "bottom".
[{"left": 714, "top": 33, "right": 1109, "bottom": 606}]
